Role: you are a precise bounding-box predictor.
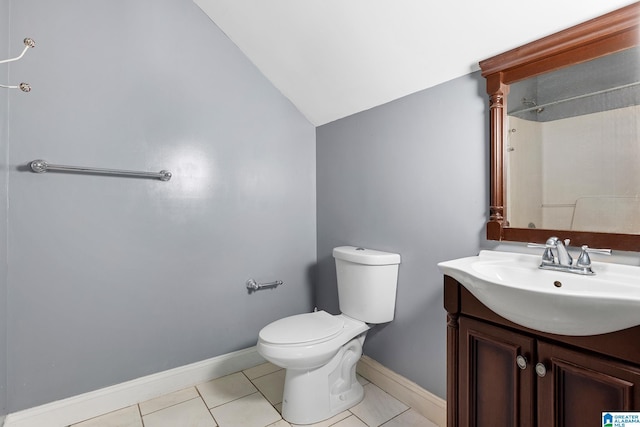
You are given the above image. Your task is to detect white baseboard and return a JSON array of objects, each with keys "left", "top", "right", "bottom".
[
  {"left": 356, "top": 355, "right": 446, "bottom": 427},
  {"left": 4, "top": 347, "right": 265, "bottom": 427}
]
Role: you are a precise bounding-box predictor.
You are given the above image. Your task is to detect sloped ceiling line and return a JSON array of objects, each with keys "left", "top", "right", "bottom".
[{"left": 194, "top": 0, "right": 637, "bottom": 126}]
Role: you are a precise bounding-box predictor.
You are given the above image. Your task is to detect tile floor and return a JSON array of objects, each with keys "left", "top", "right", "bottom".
[{"left": 69, "top": 362, "right": 438, "bottom": 427}]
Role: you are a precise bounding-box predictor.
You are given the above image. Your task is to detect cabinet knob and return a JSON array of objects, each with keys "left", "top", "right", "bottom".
[
  {"left": 535, "top": 362, "right": 547, "bottom": 377},
  {"left": 516, "top": 355, "right": 528, "bottom": 370}
]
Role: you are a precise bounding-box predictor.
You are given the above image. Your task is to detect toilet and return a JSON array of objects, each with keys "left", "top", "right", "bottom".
[{"left": 257, "top": 246, "right": 401, "bottom": 425}]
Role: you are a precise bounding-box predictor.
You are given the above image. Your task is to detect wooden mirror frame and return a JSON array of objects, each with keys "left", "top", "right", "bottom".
[{"left": 480, "top": 2, "right": 640, "bottom": 251}]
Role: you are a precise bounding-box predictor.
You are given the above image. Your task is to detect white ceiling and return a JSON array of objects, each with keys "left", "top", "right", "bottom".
[{"left": 194, "top": 0, "right": 637, "bottom": 126}]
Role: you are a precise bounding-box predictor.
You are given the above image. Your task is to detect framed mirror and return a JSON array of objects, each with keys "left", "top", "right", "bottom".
[{"left": 480, "top": 2, "right": 640, "bottom": 251}]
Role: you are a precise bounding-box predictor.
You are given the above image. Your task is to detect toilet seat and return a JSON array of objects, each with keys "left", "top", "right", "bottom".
[
  {"left": 257, "top": 311, "right": 369, "bottom": 370},
  {"left": 259, "top": 310, "right": 345, "bottom": 345}
]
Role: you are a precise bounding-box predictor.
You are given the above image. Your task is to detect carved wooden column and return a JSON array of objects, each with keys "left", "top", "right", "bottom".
[
  {"left": 485, "top": 74, "right": 509, "bottom": 241},
  {"left": 444, "top": 277, "right": 461, "bottom": 427},
  {"left": 446, "top": 313, "right": 459, "bottom": 427}
]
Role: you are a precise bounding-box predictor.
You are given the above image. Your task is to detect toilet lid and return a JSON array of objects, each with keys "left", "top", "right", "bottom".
[{"left": 259, "top": 311, "right": 345, "bottom": 345}]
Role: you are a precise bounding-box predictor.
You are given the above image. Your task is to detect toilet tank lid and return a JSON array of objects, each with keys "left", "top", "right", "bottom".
[
  {"left": 333, "top": 246, "right": 401, "bottom": 265},
  {"left": 259, "top": 311, "right": 344, "bottom": 345}
]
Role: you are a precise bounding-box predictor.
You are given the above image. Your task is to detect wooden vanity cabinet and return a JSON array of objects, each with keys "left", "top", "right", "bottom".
[
  {"left": 445, "top": 276, "right": 640, "bottom": 427},
  {"left": 458, "top": 316, "right": 535, "bottom": 427}
]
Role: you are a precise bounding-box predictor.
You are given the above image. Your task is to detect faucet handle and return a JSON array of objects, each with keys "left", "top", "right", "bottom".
[
  {"left": 576, "top": 245, "right": 612, "bottom": 267},
  {"left": 576, "top": 245, "right": 592, "bottom": 267},
  {"left": 583, "top": 246, "right": 612, "bottom": 255},
  {"left": 527, "top": 242, "right": 555, "bottom": 263},
  {"left": 527, "top": 242, "right": 546, "bottom": 249}
]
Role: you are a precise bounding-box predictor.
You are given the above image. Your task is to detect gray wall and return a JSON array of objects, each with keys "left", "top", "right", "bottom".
[
  {"left": 316, "top": 72, "right": 488, "bottom": 399},
  {"left": 4, "top": 0, "right": 315, "bottom": 413},
  {"left": 0, "top": 0, "right": 492, "bottom": 416},
  {"left": 1, "top": 0, "right": 9, "bottom": 420}
]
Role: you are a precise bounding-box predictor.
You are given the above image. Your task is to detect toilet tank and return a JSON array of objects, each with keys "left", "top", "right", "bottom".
[{"left": 333, "top": 246, "right": 401, "bottom": 324}]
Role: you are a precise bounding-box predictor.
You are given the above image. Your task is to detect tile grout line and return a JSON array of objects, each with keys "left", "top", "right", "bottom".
[
  {"left": 139, "top": 395, "right": 202, "bottom": 417},
  {"left": 242, "top": 372, "right": 286, "bottom": 410},
  {"left": 242, "top": 370, "right": 285, "bottom": 421},
  {"left": 378, "top": 407, "right": 411, "bottom": 427},
  {"left": 244, "top": 365, "right": 284, "bottom": 382},
  {"left": 243, "top": 367, "right": 285, "bottom": 427},
  {"left": 137, "top": 404, "right": 145, "bottom": 427},
  {"left": 192, "top": 385, "right": 218, "bottom": 426}
]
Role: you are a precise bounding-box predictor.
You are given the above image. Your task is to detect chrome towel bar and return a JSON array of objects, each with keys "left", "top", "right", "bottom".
[{"left": 30, "top": 159, "right": 172, "bottom": 181}]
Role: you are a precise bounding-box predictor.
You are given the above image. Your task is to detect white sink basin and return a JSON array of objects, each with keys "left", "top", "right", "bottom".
[{"left": 438, "top": 250, "right": 640, "bottom": 336}]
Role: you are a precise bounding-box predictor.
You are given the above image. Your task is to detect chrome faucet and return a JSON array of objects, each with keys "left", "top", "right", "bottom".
[
  {"left": 530, "top": 237, "right": 611, "bottom": 275},
  {"left": 545, "top": 237, "right": 572, "bottom": 266}
]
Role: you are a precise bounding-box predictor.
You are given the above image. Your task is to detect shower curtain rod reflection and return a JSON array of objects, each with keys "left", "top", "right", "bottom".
[{"left": 29, "top": 159, "right": 172, "bottom": 181}]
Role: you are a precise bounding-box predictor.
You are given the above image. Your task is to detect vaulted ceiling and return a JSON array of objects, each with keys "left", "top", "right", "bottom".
[{"left": 194, "top": 0, "right": 636, "bottom": 126}]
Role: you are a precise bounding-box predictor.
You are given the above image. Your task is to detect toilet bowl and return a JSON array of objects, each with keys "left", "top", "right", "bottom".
[
  {"left": 256, "top": 246, "right": 401, "bottom": 425},
  {"left": 257, "top": 311, "right": 370, "bottom": 424}
]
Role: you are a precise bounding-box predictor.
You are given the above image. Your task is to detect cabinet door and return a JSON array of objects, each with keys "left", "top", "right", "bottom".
[
  {"left": 537, "top": 340, "right": 640, "bottom": 427},
  {"left": 459, "top": 317, "right": 535, "bottom": 427}
]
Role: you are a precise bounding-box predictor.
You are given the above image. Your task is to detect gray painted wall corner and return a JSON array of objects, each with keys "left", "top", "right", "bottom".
[
  {"left": 316, "top": 72, "right": 489, "bottom": 399},
  {"left": 0, "top": 0, "right": 9, "bottom": 417}
]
